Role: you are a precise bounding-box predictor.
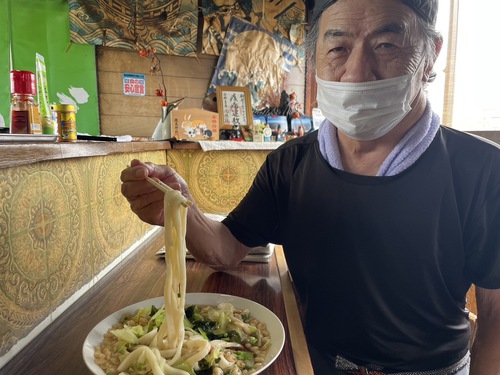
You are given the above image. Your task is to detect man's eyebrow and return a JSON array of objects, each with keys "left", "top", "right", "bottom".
[
  {"left": 374, "top": 23, "right": 405, "bottom": 35},
  {"left": 322, "top": 28, "right": 351, "bottom": 40}
]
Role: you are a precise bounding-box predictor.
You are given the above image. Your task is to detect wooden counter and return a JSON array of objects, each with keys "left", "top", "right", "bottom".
[
  {"left": 0, "top": 140, "right": 171, "bottom": 168},
  {"left": 0, "top": 230, "right": 313, "bottom": 375}
]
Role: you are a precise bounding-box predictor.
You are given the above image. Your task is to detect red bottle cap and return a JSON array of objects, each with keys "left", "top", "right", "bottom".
[{"left": 10, "top": 70, "right": 37, "bottom": 95}]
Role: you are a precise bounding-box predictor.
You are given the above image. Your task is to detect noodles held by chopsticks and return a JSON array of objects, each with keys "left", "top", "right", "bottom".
[
  {"left": 117, "top": 178, "right": 194, "bottom": 374},
  {"left": 153, "top": 179, "right": 191, "bottom": 356}
]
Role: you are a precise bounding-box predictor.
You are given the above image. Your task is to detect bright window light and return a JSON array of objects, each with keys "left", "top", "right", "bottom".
[{"left": 428, "top": 0, "right": 500, "bottom": 131}]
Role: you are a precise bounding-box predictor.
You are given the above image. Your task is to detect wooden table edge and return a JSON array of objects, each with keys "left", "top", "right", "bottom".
[{"left": 274, "top": 245, "right": 315, "bottom": 374}]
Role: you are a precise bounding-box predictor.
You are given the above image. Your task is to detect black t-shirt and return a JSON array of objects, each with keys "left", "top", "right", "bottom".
[{"left": 223, "top": 126, "right": 500, "bottom": 371}]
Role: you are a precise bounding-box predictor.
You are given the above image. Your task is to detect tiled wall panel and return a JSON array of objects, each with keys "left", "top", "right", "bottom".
[
  {"left": 167, "top": 149, "right": 270, "bottom": 215},
  {"left": 0, "top": 150, "right": 165, "bottom": 357}
]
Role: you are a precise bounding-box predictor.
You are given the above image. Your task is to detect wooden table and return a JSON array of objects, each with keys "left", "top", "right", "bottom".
[{"left": 0, "top": 230, "right": 313, "bottom": 375}]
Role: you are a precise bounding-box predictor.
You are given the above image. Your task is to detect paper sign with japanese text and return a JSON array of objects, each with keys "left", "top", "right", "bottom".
[{"left": 122, "top": 73, "right": 146, "bottom": 96}]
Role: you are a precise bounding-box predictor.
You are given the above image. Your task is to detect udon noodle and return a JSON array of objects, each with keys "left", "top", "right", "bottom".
[{"left": 143, "top": 179, "right": 192, "bottom": 369}]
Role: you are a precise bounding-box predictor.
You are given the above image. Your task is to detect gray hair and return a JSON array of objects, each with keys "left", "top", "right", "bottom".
[{"left": 305, "top": 0, "right": 442, "bottom": 81}]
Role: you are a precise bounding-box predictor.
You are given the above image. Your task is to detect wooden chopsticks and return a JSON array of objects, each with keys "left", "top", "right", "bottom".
[{"left": 146, "top": 177, "right": 192, "bottom": 208}]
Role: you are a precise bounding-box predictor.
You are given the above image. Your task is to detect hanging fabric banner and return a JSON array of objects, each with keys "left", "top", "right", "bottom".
[
  {"left": 69, "top": 0, "right": 198, "bottom": 56},
  {"left": 201, "top": 0, "right": 306, "bottom": 57},
  {"left": 207, "top": 17, "right": 299, "bottom": 108}
]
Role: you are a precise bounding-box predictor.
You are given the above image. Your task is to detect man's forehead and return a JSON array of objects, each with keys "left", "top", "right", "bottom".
[
  {"left": 311, "top": 0, "right": 438, "bottom": 26},
  {"left": 320, "top": 4, "right": 417, "bottom": 37},
  {"left": 322, "top": 23, "right": 407, "bottom": 39}
]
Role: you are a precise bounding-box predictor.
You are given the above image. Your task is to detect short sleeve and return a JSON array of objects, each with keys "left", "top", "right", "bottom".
[
  {"left": 463, "top": 143, "right": 500, "bottom": 288},
  {"left": 223, "top": 154, "right": 284, "bottom": 247}
]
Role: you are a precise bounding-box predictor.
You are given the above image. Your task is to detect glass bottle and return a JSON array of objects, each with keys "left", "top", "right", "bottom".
[{"left": 10, "top": 70, "right": 42, "bottom": 134}]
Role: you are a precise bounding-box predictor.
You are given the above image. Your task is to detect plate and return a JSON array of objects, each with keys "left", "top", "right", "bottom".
[
  {"left": 0, "top": 133, "right": 58, "bottom": 142},
  {"left": 83, "top": 293, "right": 285, "bottom": 375}
]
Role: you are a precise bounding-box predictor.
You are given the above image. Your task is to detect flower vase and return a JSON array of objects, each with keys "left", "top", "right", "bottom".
[{"left": 152, "top": 106, "right": 172, "bottom": 140}]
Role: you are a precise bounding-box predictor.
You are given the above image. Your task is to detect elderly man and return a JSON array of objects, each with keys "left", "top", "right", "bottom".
[{"left": 121, "top": 0, "right": 500, "bottom": 373}]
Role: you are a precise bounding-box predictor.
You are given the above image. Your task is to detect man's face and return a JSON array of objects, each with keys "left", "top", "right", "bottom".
[{"left": 315, "top": 0, "right": 428, "bottom": 84}]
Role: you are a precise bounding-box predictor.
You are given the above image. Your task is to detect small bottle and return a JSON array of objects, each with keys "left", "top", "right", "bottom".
[
  {"left": 51, "top": 104, "right": 77, "bottom": 142},
  {"left": 10, "top": 70, "right": 42, "bottom": 134}
]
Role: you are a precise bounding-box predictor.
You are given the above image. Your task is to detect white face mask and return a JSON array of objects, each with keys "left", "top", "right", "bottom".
[{"left": 316, "top": 66, "right": 423, "bottom": 141}]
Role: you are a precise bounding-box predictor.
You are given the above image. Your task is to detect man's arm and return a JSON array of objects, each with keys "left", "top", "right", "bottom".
[
  {"left": 121, "top": 159, "right": 252, "bottom": 270},
  {"left": 185, "top": 205, "right": 252, "bottom": 270},
  {"left": 470, "top": 287, "right": 500, "bottom": 374}
]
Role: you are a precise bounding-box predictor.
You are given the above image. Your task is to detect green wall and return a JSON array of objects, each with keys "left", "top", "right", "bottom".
[
  {"left": 1, "top": 0, "right": 99, "bottom": 135},
  {"left": 0, "top": 1, "right": 10, "bottom": 128}
]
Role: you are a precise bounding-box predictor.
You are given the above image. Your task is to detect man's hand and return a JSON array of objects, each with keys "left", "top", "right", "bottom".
[{"left": 120, "top": 159, "right": 193, "bottom": 226}]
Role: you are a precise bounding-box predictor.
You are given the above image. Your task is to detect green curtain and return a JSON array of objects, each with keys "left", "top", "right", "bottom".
[
  {"left": 7, "top": 0, "right": 99, "bottom": 135},
  {"left": 0, "top": 1, "right": 10, "bottom": 128}
]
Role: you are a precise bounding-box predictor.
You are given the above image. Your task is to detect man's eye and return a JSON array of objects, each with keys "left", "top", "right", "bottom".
[
  {"left": 378, "top": 42, "right": 395, "bottom": 49},
  {"left": 329, "top": 46, "right": 348, "bottom": 54}
]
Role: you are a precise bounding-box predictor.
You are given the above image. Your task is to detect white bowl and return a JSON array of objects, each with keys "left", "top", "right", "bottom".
[{"left": 83, "top": 293, "right": 285, "bottom": 375}]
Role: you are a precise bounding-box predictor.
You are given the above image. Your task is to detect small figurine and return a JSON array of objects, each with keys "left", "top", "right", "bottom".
[
  {"left": 229, "top": 125, "right": 244, "bottom": 141},
  {"left": 263, "top": 124, "right": 272, "bottom": 142},
  {"left": 276, "top": 124, "right": 284, "bottom": 141},
  {"left": 289, "top": 92, "right": 303, "bottom": 118}
]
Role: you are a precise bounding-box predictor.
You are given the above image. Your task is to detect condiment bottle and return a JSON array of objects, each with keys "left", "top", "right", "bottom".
[
  {"left": 10, "top": 70, "right": 42, "bottom": 134},
  {"left": 51, "top": 104, "right": 77, "bottom": 142}
]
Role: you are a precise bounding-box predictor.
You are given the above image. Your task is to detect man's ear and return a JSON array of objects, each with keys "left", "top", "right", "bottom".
[
  {"left": 433, "top": 35, "right": 444, "bottom": 64},
  {"left": 425, "top": 35, "right": 443, "bottom": 82}
]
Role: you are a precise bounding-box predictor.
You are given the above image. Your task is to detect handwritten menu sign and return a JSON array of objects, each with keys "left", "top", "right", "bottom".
[{"left": 216, "top": 86, "right": 252, "bottom": 129}]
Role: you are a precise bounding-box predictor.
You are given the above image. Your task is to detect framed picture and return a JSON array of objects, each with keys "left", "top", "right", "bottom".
[{"left": 216, "top": 85, "right": 253, "bottom": 130}]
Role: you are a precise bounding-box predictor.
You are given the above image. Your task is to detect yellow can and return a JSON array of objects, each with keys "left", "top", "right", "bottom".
[{"left": 51, "top": 104, "right": 77, "bottom": 142}]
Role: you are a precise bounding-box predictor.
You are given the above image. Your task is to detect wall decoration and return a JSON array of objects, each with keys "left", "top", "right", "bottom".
[
  {"left": 122, "top": 73, "right": 146, "bottom": 96},
  {"left": 208, "top": 17, "right": 298, "bottom": 108},
  {"left": 201, "top": 0, "right": 306, "bottom": 56},
  {"left": 216, "top": 85, "right": 253, "bottom": 129},
  {"left": 69, "top": 0, "right": 198, "bottom": 56}
]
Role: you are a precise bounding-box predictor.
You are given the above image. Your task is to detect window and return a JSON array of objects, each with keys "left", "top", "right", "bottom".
[{"left": 428, "top": 0, "right": 500, "bottom": 131}]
